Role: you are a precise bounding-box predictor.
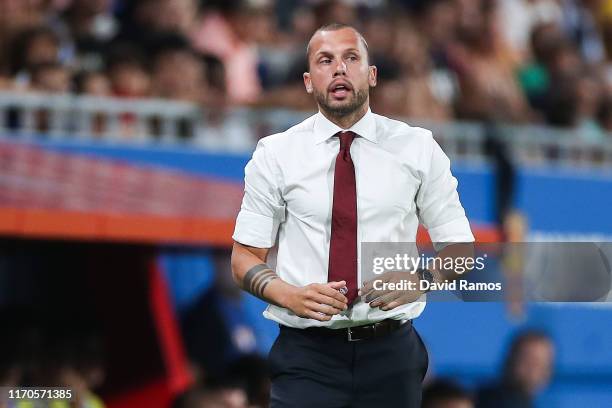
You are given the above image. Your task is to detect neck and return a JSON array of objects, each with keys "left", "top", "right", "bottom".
[{"left": 320, "top": 103, "right": 369, "bottom": 130}]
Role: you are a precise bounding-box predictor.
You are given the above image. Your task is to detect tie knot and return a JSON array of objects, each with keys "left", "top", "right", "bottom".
[{"left": 338, "top": 131, "right": 355, "bottom": 151}]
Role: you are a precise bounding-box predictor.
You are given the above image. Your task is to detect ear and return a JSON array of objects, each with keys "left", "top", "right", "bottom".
[
  {"left": 368, "top": 65, "right": 377, "bottom": 88},
  {"left": 303, "top": 72, "right": 313, "bottom": 94}
]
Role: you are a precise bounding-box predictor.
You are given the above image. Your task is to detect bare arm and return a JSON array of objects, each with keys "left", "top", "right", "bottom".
[
  {"left": 231, "top": 242, "right": 349, "bottom": 321},
  {"left": 430, "top": 242, "right": 475, "bottom": 282}
]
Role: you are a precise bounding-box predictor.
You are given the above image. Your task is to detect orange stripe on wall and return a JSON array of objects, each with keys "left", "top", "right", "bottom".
[{"left": 0, "top": 207, "right": 236, "bottom": 246}]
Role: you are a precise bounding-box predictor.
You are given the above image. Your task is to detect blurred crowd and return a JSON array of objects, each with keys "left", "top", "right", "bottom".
[
  {"left": 0, "top": 317, "right": 106, "bottom": 408},
  {"left": 1, "top": 0, "right": 612, "bottom": 140}
]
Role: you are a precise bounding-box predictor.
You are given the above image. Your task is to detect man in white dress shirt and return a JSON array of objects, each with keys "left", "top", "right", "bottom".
[{"left": 231, "top": 23, "right": 475, "bottom": 407}]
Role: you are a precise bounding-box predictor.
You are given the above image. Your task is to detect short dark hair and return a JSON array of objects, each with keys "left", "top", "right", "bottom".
[
  {"left": 9, "top": 26, "right": 60, "bottom": 74},
  {"left": 422, "top": 379, "right": 473, "bottom": 408},
  {"left": 306, "top": 23, "right": 370, "bottom": 68}
]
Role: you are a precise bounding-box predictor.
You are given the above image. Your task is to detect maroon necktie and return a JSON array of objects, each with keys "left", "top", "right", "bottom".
[{"left": 328, "top": 131, "right": 358, "bottom": 304}]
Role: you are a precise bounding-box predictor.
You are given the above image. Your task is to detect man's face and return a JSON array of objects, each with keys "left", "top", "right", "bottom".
[
  {"left": 304, "top": 28, "right": 376, "bottom": 117},
  {"left": 153, "top": 50, "right": 204, "bottom": 98},
  {"left": 513, "top": 339, "right": 554, "bottom": 395}
]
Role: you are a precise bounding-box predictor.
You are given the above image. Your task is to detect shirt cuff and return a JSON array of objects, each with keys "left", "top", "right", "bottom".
[
  {"left": 232, "top": 209, "right": 280, "bottom": 248},
  {"left": 427, "top": 216, "right": 475, "bottom": 251}
]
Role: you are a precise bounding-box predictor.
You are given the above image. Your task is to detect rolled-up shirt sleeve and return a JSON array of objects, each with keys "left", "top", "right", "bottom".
[
  {"left": 416, "top": 137, "right": 474, "bottom": 250},
  {"left": 233, "top": 140, "right": 286, "bottom": 248}
]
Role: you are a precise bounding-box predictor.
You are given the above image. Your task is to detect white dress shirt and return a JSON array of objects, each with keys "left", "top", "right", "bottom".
[{"left": 233, "top": 108, "right": 474, "bottom": 328}]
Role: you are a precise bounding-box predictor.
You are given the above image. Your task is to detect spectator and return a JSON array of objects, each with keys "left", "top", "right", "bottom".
[
  {"left": 106, "top": 44, "right": 150, "bottom": 98},
  {"left": 0, "top": 0, "right": 611, "bottom": 136},
  {"left": 574, "top": 71, "right": 605, "bottom": 138},
  {"left": 0, "top": 0, "right": 54, "bottom": 72},
  {"left": 63, "top": 0, "right": 118, "bottom": 41},
  {"left": 193, "top": 2, "right": 263, "bottom": 104},
  {"left": 138, "top": 0, "right": 198, "bottom": 37},
  {"left": 559, "top": 0, "right": 605, "bottom": 64},
  {"left": 9, "top": 26, "right": 61, "bottom": 76},
  {"left": 374, "top": 23, "right": 452, "bottom": 120},
  {"left": 476, "top": 330, "right": 555, "bottom": 408},
  {"left": 362, "top": 11, "right": 396, "bottom": 68},
  {"left": 517, "top": 23, "right": 562, "bottom": 112},
  {"left": 416, "top": 1, "right": 463, "bottom": 118},
  {"left": 74, "top": 70, "right": 111, "bottom": 96},
  {"left": 60, "top": 0, "right": 119, "bottom": 71},
  {"left": 151, "top": 36, "right": 208, "bottom": 102},
  {"left": 311, "top": 0, "right": 359, "bottom": 27},
  {"left": 29, "top": 62, "right": 71, "bottom": 93},
  {"left": 449, "top": 0, "right": 531, "bottom": 122},
  {"left": 249, "top": 3, "right": 296, "bottom": 91},
  {"left": 422, "top": 379, "right": 475, "bottom": 408},
  {"left": 497, "top": 0, "right": 563, "bottom": 58},
  {"left": 115, "top": 0, "right": 199, "bottom": 51},
  {"left": 417, "top": 0, "right": 459, "bottom": 67}
]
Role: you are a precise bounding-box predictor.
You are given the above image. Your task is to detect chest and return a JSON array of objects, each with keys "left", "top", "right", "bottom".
[{"left": 278, "top": 142, "right": 422, "bottom": 224}]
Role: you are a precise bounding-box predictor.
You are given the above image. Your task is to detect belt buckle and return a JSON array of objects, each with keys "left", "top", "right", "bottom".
[
  {"left": 347, "top": 324, "right": 376, "bottom": 342},
  {"left": 347, "top": 327, "right": 361, "bottom": 342}
]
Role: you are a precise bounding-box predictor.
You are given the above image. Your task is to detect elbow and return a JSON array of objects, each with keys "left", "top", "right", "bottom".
[
  {"left": 230, "top": 241, "right": 269, "bottom": 288},
  {"left": 230, "top": 245, "right": 242, "bottom": 286}
]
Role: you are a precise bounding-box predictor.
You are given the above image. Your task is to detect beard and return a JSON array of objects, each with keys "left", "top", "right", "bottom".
[{"left": 314, "top": 87, "right": 369, "bottom": 118}]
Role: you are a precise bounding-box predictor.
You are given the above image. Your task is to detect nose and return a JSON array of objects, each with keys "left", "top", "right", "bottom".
[{"left": 333, "top": 60, "right": 347, "bottom": 76}]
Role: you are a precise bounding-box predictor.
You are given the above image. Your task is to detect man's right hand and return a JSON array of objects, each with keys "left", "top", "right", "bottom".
[{"left": 283, "top": 280, "right": 349, "bottom": 321}]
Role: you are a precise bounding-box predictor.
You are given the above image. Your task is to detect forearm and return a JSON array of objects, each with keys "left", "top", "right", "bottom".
[
  {"left": 231, "top": 239, "right": 351, "bottom": 320},
  {"left": 230, "top": 243, "right": 296, "bottom": 307},
  {"left": 430, "top": 242, "right": 475, "bottom": 282}
]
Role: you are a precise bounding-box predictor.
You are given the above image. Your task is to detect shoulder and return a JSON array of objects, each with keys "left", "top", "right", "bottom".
[
  {"left": 373, "top": 113, "right": 437, "bottom": 163},
  {"left": 373, "top": 113, "right": 434, "bottom": 144},
  {"left": 257, "top": 113, "right": 316, "bottom": 152}
]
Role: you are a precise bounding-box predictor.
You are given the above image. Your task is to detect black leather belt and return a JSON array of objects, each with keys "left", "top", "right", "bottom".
[{"left": 281, "top": 319, "right": 411, "bottom": 342}]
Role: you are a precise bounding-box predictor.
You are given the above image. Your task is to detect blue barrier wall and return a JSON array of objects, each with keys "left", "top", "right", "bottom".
[{"left": 34, "top": 139, "right": 612, "bottom": 234}]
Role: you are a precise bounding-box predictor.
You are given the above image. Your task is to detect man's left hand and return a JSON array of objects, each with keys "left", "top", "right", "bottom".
[{"left": 359, "top": 271, "right": 425, "bottom": 311}]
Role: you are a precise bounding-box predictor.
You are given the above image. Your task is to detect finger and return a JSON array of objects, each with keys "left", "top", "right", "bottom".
[
  {"left": 360, "top": 278, "right": 383, "bottom": 296},
  {"left": 365, "top": 288, "right": 391, "bottom": 303},
  {"left": 360, "top": 273, "right": 393, "bottom": 296},
  {"left": 359, "top": 280, "right": 373, "bottom": 296},
  {"left": 380, "top": 300, "right": 402, "bottom": 311},
  {"left": 310, "top": 292, "right": 348, "bottom": 311},
  {"left": 327, "top": 280, "right": 346, "bottom": 290},
  {"left": 379, "top": 292, "right": 417, "bottom": 310},
  {"left": 370, "top": 290, "right": 402, "bottom": 307},
  {"left": 318, "top": 284, "right": 348, "bottom": 304},
  {"left": 305, "top": 300, "right": 343, "bottom": 316},
  {"left": 306, "top": 309, "right": 332, "bottom": 321}
]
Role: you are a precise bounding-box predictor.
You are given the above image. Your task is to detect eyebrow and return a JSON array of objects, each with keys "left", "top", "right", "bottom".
[
  {"left": 314, "top": 48, "right": 362, "bottom": 58},
  {"left": 315, "top": 51, "right": 333, "bottom": 59}
]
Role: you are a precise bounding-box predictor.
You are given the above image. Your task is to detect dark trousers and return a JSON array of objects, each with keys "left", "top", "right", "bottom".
[{"left": 269, "top": 322, "right": 428, "bottom": 408}]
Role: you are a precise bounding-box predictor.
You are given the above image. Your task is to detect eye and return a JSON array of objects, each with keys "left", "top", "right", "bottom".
[
  {"left": 320, "top": 58, "right": 332, "bottom": 64},
  {"left": 348, "top": 55, "right": 358, "bottom": 62}
]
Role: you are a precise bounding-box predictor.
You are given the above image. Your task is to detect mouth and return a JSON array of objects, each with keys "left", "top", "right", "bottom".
[{"left": 329, "top": 81, "right": 353, "bottom": 99}]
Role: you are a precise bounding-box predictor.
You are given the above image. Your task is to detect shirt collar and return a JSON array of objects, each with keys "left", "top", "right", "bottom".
[{"left": 313, "top": 107, "right": 377, "bottom": 144}]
